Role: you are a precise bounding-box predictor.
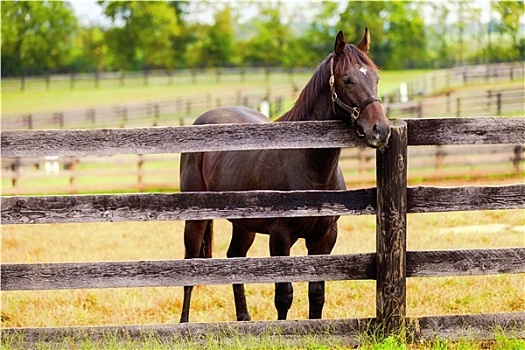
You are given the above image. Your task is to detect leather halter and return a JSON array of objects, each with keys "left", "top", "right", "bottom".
[{"left": 329, "top": 57, "right": 381, "bottom": 128}]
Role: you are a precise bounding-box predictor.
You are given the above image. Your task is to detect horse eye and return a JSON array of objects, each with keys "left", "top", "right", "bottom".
[{"left": 342, "top": 77, "right": 353, "bottom": 85}]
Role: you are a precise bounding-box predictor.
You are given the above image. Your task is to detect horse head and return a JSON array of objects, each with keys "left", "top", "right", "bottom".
[{"left": 331, "top": 28, "right": 391, "bottom": 149}]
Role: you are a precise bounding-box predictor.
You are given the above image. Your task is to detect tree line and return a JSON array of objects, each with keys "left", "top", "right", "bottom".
[{"left": 2, "top": 1, "right": 523, "bottom": 77}]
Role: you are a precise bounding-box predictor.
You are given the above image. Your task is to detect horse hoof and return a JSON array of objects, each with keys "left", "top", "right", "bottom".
[{"left": 237, "top": 314, "right": 251, "bottom": 322}]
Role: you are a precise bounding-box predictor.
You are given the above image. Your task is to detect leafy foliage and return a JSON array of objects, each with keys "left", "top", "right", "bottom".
[
  {"left": 1, "top": 1, "right": 523, "bottom": 76},
  {"left": 1, "top": 1, "right": 78, "bottom": 75}
]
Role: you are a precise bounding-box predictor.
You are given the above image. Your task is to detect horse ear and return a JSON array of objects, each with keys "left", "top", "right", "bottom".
[
  {"left": 357, "top": 27, "right": 370, "bottom": 54},
  {"left": 334, "top": 30, "right": 346, "bottom": 56}
]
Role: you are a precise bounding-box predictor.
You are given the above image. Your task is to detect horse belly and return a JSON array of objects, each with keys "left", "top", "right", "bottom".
[
  {"left": 230, "top": 216, "right": 338, "bottom": 240},
  {"left": 202, "top": 149, "right": 295, "bottom": 191}
]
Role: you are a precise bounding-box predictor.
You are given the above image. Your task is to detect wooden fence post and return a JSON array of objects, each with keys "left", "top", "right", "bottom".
[
  {"left": 69, "top": 156, "right": 78, "bottom": 195},
  {"left": 25, "top": 114, "right": 33, "bottom": 129},
  {"left": 138, "top": 154, "right": 145, "bottom": 192},
  {"left": 496, "top": 93, "right": 502, "bottom": 115},
  {"left": 376, "top": 119, "right": 408, "bottom": 336},
  {"left": 514, "top": 145, "right": 524, "bottom": 174}
]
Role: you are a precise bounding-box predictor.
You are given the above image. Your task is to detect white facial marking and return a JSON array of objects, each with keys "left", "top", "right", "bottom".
[{"left": 359, "top": 67, "right": 368, "bottom": 75}]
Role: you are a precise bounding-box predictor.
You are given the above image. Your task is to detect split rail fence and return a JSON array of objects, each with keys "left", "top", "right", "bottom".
[
  {"left": 1, "top": 117, "right": 524, "bottom": 345},
  {"left": 2, "top": 143, "right": 524, "bottom": 196},
  {"left": 3, "top": 62, "right": 523, "bottom": 131}
]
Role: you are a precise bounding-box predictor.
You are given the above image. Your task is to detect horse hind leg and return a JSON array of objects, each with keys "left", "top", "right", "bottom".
[
  {"left": 305, "top": 221, "right": 338, "bottom": 319},
  {"left": 227, "top": 225, "right": 256, "bottom": 321},
  {"left": 269, "top": 228, "right": 297, "bottom": 320},
  {"left": 180, "top": 220, "right": 213, "bottom": 323}
]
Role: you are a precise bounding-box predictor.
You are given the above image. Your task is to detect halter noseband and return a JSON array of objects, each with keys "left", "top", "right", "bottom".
[{"left": 329, "top": 57, "right": 381, "bottom": 128}]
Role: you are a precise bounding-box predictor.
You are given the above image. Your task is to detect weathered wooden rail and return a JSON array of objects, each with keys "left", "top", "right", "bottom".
[{"left": 1, "top": 117, "right": 525, "bottom": 345}]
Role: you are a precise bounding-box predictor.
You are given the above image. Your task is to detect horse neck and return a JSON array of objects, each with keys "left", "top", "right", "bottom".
[
  {"left": 275, "top": 59, "right": 342, "bottom": 185},
  {"left": 276, "top": 61, "right": 335, "bottom": 123},
  {"left": 277, "top": 94, "right": 333, "bottom": 122}
]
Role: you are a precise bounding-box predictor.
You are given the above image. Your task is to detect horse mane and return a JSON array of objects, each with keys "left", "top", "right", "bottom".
[{"left": 276, "top": 44, "right": 378, "bottom": 122}]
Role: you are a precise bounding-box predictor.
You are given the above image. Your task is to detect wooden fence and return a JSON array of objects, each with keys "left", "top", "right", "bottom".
[
  {"left": 1, "top": 84, "right": 299, "bottom": 130},
  {"left": 2, "top": 62, "right": 523, "bottom": 131},
  {"left": 385, "top": 87, "right": 524, "bottom": 119},
  {"left": 2, "top": 143, "right": 523, "bottom": 195},
  {"left": 384, "top": 62, "right": 524, "bottom": 103},
  {"left": 2, "top": 67, "right": 310, "bottom": 92},
  {"left": 1, "top": 117, "right": 524, "bottom": 346}
]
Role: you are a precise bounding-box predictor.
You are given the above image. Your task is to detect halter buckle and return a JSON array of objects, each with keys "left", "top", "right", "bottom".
[{"left": 350, "top": 107, "right": 360, "bottom": 122}]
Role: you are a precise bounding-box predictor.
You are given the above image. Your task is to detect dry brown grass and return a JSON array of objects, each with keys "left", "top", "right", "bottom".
[{"left": 2, "top": 208, "right": 523, "bottom": 328}]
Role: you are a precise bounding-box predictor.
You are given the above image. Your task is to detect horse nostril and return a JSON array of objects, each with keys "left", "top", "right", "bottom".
[{"left": 372, "top": 123, "right": 380, "bottom": 138}]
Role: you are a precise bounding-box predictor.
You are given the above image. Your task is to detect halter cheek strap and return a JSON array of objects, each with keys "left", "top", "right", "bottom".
[{"left": 329, "top": 57, "right": 381, "bottom": 125}]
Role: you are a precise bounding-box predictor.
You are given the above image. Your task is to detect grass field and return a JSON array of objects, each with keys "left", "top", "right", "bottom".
[
  {"left": 2, "top": 208, "right": 524, "bottom": 348},
  {"left": 2, "top": 68, "right": 524, "bottom": 348},
  {"left": 1, "top": 69, "right": 431, "bottom": 116}
]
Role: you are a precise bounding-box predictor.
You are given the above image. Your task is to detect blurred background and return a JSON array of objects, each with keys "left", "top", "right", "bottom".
[
  {"left": 2, "top": 1, "right": 524, "bottom": 74},
  {"left": 1, "top": 1, "right": 524, "bottom": 195}
]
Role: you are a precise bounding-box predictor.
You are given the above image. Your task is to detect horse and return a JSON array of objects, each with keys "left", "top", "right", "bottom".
[{"left": 179, "top": 28, "right": 391, "bottom": 323}]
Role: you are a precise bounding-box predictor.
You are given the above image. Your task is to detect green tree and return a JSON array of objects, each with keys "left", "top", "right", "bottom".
[
  {"left": 338, "top": 1, "right": 427, "bottom": 69},
  {"left": 291, "top": 1, "right": 340, "bottom": 67},
  {"left": 1, "top": 1, "right": 78, "bottom": 76},
  {"left": 100, "top": 1, "right": 181, "bottom": 71},
  {"left": 427, "top": 3, "right": 453, "bottom": 67},
  {"left": 70, "top": 26, "right": 106, "bottom": 73},
  {"left": 242, "top": 4, "right": 291, "bottom": 67},
  {"left": 383, "top": 2, "right": 427, "bottom": 69},
  {"left": 186, "top": 5, "right": 238, "bottom": 68},
  {"left": 338, "top": 1, "right": 388, "bottom": 60},
  {"left": 491, "top": 1, "right": 524, "bottom": 61}
]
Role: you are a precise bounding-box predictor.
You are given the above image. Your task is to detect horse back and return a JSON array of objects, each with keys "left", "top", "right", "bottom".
[
  {"left": 180, "top": 107, "right": 268, "bottom": 192},
  {"left": 193, "top": 107, "right": 269, "bottom": 125}
]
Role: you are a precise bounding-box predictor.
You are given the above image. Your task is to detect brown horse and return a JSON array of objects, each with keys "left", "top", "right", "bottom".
[{"left": 179, "top": 29, "right": 391, "bottom": 323}]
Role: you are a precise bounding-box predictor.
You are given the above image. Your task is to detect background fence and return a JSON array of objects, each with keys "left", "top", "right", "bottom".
[
  {"left": 2, "top": 62, "right": 523, "bottom": 131},
  {"left": 2, "top": 143, "right": 523, "bottom": 195},
  {"left": 1, "top": 67, "right": 311, "bottom": 93},
  {"left": 384, "top": 62, "right": 524, "bottom": 102},
  {"left": 1, "top": 117, "right": 524, "bottom": 346},
  {"left": 2, "top": 62, "right": 524, "bottom": 196}
]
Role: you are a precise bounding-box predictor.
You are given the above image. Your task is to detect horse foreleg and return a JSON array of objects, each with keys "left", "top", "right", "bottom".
[
  {"left": 275, "top": 282, "right": 294, "bottom": 320},
  {"left": 180, "top": 286, "right": 193, "bottom": 323},
  {"left": 228, "top": 225, "right": 256, "bottom": 321},
  {"left": 308, "top": 281, "right": 325, "bottom": 319}
]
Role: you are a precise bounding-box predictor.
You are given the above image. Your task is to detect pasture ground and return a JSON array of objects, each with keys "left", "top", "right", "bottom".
[
  {"left": 2, "top": 68, "right": 524, "bottom": 348},
  {"left": 1, "top": 70, "right": 430, "bottom": 116},
  {"left": 2, "top": 208, "right": 524, "bottom": 348}
]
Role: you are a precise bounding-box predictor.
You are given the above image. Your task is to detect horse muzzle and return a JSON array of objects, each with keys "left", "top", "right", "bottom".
[{"left": 357, "top": 118, "right": 391, "bottom": 149}]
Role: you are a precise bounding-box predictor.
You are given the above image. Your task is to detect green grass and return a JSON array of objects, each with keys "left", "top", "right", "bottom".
[
  {"left": 2, "top": 210, "right": 523, "bottom": 323},
  {"left": 2, "top": 328, "right": 524, "bottom": 349},
  {"left": 1, "top": 69, "right": 430, "bottom": 116},
  {"left": 1, "top": 68, "right": 523, "bottom": 348},
  {"left": 2, "top": 211, "right": 524, "bottom": 347}
]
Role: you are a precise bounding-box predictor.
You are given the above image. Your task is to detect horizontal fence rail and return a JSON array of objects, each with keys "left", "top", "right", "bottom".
[
  {"left": 2, "top": 118, "right": 524, "bottom": 158},
  {"left": 2, "top": 313, "right": 524, "bottom": 346},
  {"left": 2, "top": 116, "right": 524, "bottom": 346},
  {"left": 3, "top": 248, "right": 524, "bottom": 291},
  {"left": 2, "top": 185, "right": 523, "bottom": 225}
]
